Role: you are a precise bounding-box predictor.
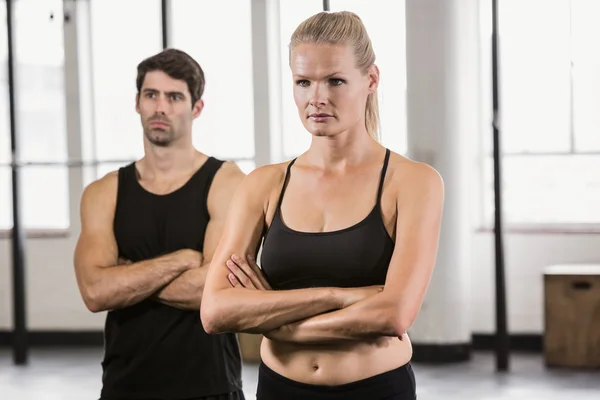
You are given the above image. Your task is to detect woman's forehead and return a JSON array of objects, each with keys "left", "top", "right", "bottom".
[{"left": 291, "top": 43, "right": 356, "bottom": 76}]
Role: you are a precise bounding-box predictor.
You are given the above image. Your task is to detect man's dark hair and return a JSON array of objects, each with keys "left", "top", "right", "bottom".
[{"left": 136, "top": 48, "right": 205, "bottom": 108}]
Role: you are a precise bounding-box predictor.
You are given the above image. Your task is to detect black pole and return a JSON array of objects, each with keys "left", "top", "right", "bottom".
[
  {"left": 6, "top": 0, "right": 29, "bottom": 366},
  {"left": 161, "top": 0, "right": 168, "bottom": 49},
  {"left": 491, "top": 0, "right": 509, "bottom": 372},
  {"left": 322, "top": 0, "right": 330, "bottom": 12}
]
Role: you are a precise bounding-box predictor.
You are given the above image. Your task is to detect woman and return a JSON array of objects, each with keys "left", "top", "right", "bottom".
[{"left": 201, "top": 11, "right": 444, "bottom": 400}]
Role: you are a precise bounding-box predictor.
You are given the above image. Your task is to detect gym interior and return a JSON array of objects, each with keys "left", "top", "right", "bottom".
[{"left": 1, "top": 1, "right": 599, "bottom": 399}]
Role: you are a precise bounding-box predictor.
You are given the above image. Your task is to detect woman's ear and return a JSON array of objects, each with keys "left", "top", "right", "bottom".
[{"left": 367, "top": 64, "right": 380, "bottom": 94}]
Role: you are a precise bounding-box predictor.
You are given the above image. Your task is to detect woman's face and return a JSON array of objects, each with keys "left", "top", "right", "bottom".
[{"left": 290, "top": 43, "right": 378, "bottom": 139}]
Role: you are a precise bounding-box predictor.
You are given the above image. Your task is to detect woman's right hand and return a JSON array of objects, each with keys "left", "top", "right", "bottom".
[{"left": 339, "top": 285, "right": 384, "bottom": 309}]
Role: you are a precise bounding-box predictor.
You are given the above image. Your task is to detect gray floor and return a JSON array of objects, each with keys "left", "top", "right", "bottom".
[{"left": 0, "top": 348, "right": 599, "bottom": 399}]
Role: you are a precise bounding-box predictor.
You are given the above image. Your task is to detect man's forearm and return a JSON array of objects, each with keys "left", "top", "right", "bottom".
[
  {"left": 152, "top": 264, "right": 209, "bottom": 310},
  {"left": 84, "top": 254, "right": 188, "bottom": 313}
]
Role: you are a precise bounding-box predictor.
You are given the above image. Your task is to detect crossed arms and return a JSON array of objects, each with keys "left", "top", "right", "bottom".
[
  {"left": 73, "top": 162, "right": 245, "bottom": 313},
  {"left": 200, "top": 160, "right": 444, "bottom": 345}
]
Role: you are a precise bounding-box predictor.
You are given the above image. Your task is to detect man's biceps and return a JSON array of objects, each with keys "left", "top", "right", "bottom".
[
  {"left": 77, "top": 248, "right": 116, "bottom": 270},
  {"left": 77, "top": 235, "right": 118, "bottom": 265}
]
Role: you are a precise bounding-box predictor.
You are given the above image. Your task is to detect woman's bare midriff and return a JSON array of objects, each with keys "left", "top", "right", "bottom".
[{"left": 260, "top": 334, "right": 413, "bottom": 386}]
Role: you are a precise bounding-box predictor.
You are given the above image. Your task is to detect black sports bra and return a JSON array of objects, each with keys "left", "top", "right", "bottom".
[{"left": 260, "top": 149, "right": 395, "bottom": 290}]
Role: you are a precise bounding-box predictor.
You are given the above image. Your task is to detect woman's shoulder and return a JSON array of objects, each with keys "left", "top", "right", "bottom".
[
  {"left": 386, "top": 150, "right": 444, "bottom": 198},
  {"left": 246, "top": 160, "right": 293, "bottom": 182},
  {"left": 238, "top": 159, "right": 297, "bottom": 199}
]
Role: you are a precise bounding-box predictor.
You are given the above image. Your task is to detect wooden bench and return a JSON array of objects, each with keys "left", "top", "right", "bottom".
[{"left": 544, "top": 264, "right": 600, "bottom": 368}]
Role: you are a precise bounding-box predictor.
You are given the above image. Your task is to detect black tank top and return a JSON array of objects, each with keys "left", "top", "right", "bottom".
[
  {"left": 260, "top": 149, "right": 394, "bottom": 290},
  {"left": 101, "top": 158, "right": 242, "bottom": 399}
]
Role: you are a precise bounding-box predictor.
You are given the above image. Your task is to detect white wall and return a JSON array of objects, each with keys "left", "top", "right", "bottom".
[
  {"left": 0, "top": 229, "right": 106, "bottom": 330},
  {"left": 1, "top": 227, "right": 599, "bottom": 333},
  {"left": 471, "top": 231, "right": 600, "bottom": 333}
]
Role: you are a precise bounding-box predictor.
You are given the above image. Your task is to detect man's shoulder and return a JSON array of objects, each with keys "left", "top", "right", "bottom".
[
  {"left": 84, "top": 170, "right": 119, "bottom": 196},
  {"left": 218, "top": 160, "right": 244, "bottom": 176},
  {"left": 213, "top": 161, "right": 245, "bottom": 187},
  {"left": 79, "top": 170, "right": 120, "bottom": 212}
]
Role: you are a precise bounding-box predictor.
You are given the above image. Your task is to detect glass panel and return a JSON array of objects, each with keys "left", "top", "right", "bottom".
[
  {"left": 330, "top": 0, "right": 407, "bottom": 155},
  {"left": 21, "top": 166, "right": 70, "bottom": 229},
  {"left": 483, "top": 154, "right": 600, "bottom": 224},
  {"left": 0, "top": 166, "right": 69, "bottom": 230},
  {"left": 0, "top": 3, "right": 9, "bottom": 164},
  {"left": 0, "top": 1, "right": 70, "bottom": 229},
  {"left": 571, "top": 0, "right": 600, "bottom": 151},
  {"left": 0, "top": 167, "right": 11, "bottom": 229},
  {"left": 498, "top": 0, "right": 571, "bottom": 153},
  {"left": 94, "top": 161, "right": 131, "bottom": 183},
  {"left": 14, "top": 0, "right": 67, "bottom": 163},
  {"left": 89, "top": 0, "right": 162, "bottom": 161},
  {"left": 171, "top": 0, "right": 255, "bottom": 161}
]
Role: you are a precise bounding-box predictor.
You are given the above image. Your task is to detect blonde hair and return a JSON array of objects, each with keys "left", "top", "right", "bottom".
[{"left": 289, "top": 11, "right": 380, "bottom": 140}]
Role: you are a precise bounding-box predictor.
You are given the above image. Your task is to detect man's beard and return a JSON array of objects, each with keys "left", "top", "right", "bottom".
[{"left": 144, "top": 127, "right": 173, "bottom": 147}]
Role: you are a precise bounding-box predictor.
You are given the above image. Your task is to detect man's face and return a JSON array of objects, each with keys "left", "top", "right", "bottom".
[{"left": 136, "top": 70, "right": 203, "bottom": 147}]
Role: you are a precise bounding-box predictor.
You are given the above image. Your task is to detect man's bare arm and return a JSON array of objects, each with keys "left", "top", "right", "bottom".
[
  {"left": 152, "top": 162, "right": 246, "bottom": 310},
  {"left": 73, "top": 172, "right": 200, "bottom": 313}
]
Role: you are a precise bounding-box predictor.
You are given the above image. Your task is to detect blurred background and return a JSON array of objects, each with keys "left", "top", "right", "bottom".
[{"left": 1, "top": 0, "right": 600, "bottom": 399}]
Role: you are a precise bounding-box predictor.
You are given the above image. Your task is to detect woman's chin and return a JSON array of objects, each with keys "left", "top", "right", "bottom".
[{"left": 307, "top": 127, "right": 341, "bottom": 138}]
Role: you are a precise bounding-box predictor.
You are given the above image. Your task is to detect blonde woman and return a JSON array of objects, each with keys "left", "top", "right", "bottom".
[{"left": 201, "top": 11, "right": 443, "bottom": 400}]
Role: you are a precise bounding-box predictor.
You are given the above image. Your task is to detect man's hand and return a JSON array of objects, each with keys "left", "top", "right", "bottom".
[
  {"left": 226, "top": 254, "right": 271, "bottom": 290},
  {"left": 173, "top": 249, "right": 203, "bottom": 269},
  {"left": 117, "top": 257, "right": 132, "bottom": 265},
  {"left": 117, "top": 249, "right": 203, "bottom": 270}
]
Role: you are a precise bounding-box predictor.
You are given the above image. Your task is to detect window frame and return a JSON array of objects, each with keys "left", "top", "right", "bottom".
[{"left": 0, "top": 0, "right": 264, "bottom": 237}]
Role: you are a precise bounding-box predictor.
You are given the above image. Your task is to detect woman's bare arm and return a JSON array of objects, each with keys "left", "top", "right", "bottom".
[
  {"left": 200, "top": 164, "right": 377, "bottom": 334},
  {"left": 262, "top": 162, "right": 445, "bottom": 344}
]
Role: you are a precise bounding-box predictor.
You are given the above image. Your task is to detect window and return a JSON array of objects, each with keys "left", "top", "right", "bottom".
[
  {"left": 480, "top": 0, "right": 600, "bottom": 226},
  {"left": 87, "top": 0, "right": 162, "bottom": 179},
  {"left": 171, "top": 0, "right": 255, "bottom": 167},
  {"left": 572, "top": 0, "right": 600, "bottom": 152},
  {"left": 85, "top": 1, "right": 255, "bottom": 178},
  {"left": 0, "top": 3, "right": 10, "bottom": 228},
  {"left": 1, "top": 0, "right": 69, "bottom": 230},
  {"left": 330, "top": 0, "right": 407, "bottom": 155}
]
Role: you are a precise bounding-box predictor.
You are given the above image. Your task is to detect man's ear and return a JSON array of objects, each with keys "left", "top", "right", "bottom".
[{"left": 192, "top": 99, "right": 204, "bottom": 119}]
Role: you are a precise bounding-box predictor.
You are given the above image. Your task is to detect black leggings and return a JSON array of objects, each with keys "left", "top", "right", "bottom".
[
  {"left": 256, "top": 362, "right": 416, "bottom": 400},
  {"left": 100, "top": 390, "right": 245, "bottom": 400}
]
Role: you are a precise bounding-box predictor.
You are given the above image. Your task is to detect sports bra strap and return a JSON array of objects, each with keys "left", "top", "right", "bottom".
[
  {"left": 377, "top": 148, "right": 391, "bottom": 202},
  {"left": 276, "top": 158, "right": 297, "bottom": 210}
]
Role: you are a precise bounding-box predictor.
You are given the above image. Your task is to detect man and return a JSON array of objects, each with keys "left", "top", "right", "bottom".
[{"left": 74, "top": 48, "right": 247, "bottom": 400}]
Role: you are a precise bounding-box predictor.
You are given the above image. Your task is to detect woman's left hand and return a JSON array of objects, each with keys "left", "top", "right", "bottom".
[{"left": 226, "top": 253, "right": 272, "bottom": 290}]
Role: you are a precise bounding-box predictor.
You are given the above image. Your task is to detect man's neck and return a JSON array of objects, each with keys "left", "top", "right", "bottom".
[{"left": 140, "top": 144, "right": 201, "bottom": 180}]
